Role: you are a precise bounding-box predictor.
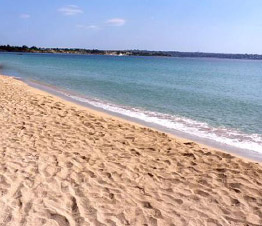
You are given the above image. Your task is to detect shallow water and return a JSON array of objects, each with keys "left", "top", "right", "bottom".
[{"left": 0, "top": 52, "right": 262, "bottom": 156}]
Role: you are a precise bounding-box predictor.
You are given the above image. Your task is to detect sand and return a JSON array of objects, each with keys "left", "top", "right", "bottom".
[{"left": 0, "top": 75, "right": 262, "bottom": 226}]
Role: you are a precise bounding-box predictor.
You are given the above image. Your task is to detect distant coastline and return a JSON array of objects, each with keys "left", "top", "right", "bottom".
[{"left": 1, "top": 44, "right": 262, "bottom": 60}]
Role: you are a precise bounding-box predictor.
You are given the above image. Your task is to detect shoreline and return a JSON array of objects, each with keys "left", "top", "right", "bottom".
[
  {"left": 2, "top": 48, "right": 262, "bottom": 61},
  {"left": 1, "top": 74, "right": 262, "bottom": 225},
  {"left": 22, "top": 76, "right": 262, "bottom": 163}
]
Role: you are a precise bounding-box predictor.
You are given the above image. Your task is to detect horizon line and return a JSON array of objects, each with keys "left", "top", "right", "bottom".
[{"left": 1, "top": 44, "right": 262, "bottom": 56}]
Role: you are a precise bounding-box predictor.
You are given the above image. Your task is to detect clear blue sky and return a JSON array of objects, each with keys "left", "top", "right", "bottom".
[{"left": 1, "top": 0, "right": 262, "bottom": 54}]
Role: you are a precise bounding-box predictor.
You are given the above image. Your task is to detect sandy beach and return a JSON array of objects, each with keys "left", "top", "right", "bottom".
[{"left": 0, "top": 74, "right": 262, "bottom": 226}]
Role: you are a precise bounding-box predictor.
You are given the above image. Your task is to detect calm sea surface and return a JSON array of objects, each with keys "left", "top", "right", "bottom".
[{"left": 0, "top": 53, "right": 261, "bottom": 156}]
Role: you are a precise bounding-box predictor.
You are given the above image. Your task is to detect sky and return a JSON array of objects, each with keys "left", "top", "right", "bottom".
[{"left": 1, "top": 0, "right": 262, "bottom": 54}]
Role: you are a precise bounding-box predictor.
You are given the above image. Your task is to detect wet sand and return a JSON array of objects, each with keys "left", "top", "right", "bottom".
[{"left": 0, "top": 74, "right": 262, "bottom": 226}]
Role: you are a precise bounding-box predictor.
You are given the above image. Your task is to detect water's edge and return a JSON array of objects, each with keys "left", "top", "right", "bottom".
[{"left": 21, "top": 77, "right": 262, "bottom": 162}]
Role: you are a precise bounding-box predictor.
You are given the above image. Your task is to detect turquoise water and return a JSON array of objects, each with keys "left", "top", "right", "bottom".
[{"left": 0, "top": 52, "right": 262, "bottom": 154}]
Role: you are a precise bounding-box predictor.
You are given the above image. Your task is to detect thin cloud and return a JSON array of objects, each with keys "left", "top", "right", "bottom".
[
  {"left": 76, "top": 24, "right": 98, "bottom": 29},
  {"left": 58, "top": 5, "right": 83, "bottom": 16},
  {"left": 106, "top": 18, "right": 126, "bottom": 26},
  {"left": 20, "top": 14, "right": 30, "bottom": 19}
]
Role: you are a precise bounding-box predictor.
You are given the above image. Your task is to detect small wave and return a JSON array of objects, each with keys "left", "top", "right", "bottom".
[{"left": 57, "top": 90, "right": 262, "bottom": 154}]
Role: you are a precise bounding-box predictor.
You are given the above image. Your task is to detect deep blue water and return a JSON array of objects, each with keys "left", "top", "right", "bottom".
[{"left": 0, "top": 52, "right": 261, "bottom": 154}]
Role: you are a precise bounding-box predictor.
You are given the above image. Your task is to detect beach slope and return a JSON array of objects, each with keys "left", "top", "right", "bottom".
[{"left": 0, "top": 75, "right": 262, "bottom": 226}]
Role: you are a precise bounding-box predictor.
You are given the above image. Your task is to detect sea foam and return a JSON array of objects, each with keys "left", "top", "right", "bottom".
[{"left": 59, "top": 90, "right": 262, "bottom": 154}]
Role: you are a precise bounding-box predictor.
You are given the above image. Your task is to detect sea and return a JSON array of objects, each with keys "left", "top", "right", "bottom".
[{"left": 0, "top": 52, "right": 261, "bottom": 160}]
